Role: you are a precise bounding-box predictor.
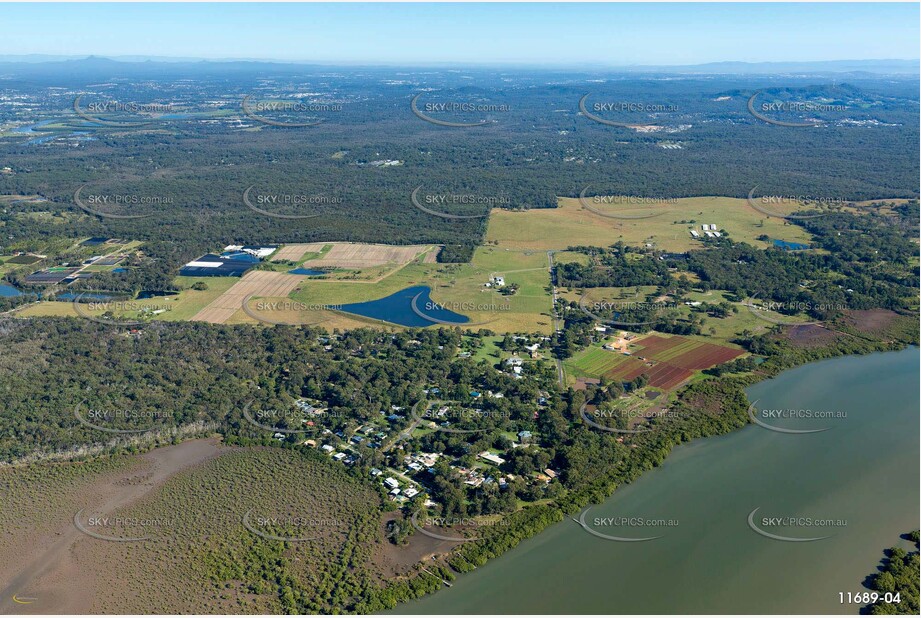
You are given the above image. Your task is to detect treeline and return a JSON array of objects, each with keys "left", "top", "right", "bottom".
[
  {"left": 863, "top": 531, "right": 920, "bottom": 615},
  {"left": 556, "top": 243, "right": 671, "bottom": 288}
]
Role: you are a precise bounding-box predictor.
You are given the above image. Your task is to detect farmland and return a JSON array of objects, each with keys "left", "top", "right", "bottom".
[
  {"left": 630, "top": 334, "right": 746, "bottom": 369},
  {"left": 565, "top": 334, "right": 745, "bottom": 392},
  {"left": 236, "top": 244, "right": 554, "bottom": 333},
  {"left": 487, "top": 195, "right": 816, "bottom": 252}
]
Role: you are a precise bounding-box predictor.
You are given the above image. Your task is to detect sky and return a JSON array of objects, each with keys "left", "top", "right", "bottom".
[{"left": 1, "top": 3, "right": 918, "bottom": 66}]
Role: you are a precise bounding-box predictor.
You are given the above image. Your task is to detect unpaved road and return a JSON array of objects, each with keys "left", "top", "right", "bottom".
[{"left": 0, "top": 438, "right": 226, "bottom": 615}]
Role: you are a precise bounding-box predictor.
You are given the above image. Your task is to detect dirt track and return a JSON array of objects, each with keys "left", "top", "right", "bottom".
[{"left": 0, "top": 439, "right": 226, "bottom": 615}]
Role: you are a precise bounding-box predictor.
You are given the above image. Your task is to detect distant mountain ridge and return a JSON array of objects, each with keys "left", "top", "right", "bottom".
[{"left": 0, "top": 55, "right": 916, "bottom": 76}]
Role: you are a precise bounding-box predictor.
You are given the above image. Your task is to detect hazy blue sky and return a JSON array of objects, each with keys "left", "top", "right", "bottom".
[{"left": 2, "top": 3, "right": 918, "bottom": 66}]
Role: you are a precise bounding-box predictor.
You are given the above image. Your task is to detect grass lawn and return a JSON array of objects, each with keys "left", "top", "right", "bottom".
[{"left": 487, "top": 195, "right": 815, "bottom": 252}]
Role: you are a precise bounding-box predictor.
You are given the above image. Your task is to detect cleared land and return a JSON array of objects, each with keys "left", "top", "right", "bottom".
[
  {"left": 271, "top": 242, "right": 328, "bottom": 262},
  {"left": 217, "top": 244, "right": 554, "bottom": 333},
  {"left": 306, "top": 243, "right": 431, "bottom": 269},
  {"left": 487, "top": 196, "right": 815, "bottom": 252},
  {"left": 191, "top": 270, "right": 308, "bottom": 323},
  {"left": 631, "top": 334, "right": 745, "bottom": 369},
  {"left": 566, "top": 333, "right": 745, "bottom": 391}
]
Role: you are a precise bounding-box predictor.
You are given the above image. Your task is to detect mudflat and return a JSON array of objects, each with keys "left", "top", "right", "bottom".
[{"left": 0, "top": 438, "right": 226, "bottom": 615}]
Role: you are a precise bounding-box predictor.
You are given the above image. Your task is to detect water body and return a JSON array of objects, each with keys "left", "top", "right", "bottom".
[
  {"left": 339, "top": 285, "right": 469, "bottom": 327},
  {"left": 55, "top": 292, "right": 119, "bottom": 302},
  {"left": 774, "top": 239, "right": 810, "bottom": 250},
  {"left": 398, "top": 348, "right": 919, "bottom": 614},
  {"left": 0, "top": 284, "right": 22, "bottom": 298},
  {"left": 288, "top": 267, "right": 326, "bottom": 276},
  {"left": 13, "top": 119, "right": 98, "bottom": 145}
]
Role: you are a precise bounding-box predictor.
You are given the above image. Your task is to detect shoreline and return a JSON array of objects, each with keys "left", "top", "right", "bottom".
[
  {"left": 381, "top": 340, "right": 919, "bottom": 613},
  {"left": 390, "top": 345, "right": 919, "bottom": 614}
]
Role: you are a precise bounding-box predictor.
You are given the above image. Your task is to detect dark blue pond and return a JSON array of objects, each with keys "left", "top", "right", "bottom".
[
  {"left": 338, "top": 285, "right": 469, "bottom": 327},
  {"left": 773, "top": 239, "right": 810, "bottom": 251},
  {"left": 56, "top": 292, "right": 119, "bottom": 301},
  {"left": 137, "top": 290, "right": 171, "bottom": 299},
  {"left": 289, "top": 268, "right": 326, "bottom": 276},
  {"left": 0, "top": 284, "right": 23, "bottom": 298}
]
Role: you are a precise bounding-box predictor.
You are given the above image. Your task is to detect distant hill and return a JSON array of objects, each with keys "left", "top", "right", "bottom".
[{"left": 0, "top": 55, "right": 916, "bottom": 78}]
